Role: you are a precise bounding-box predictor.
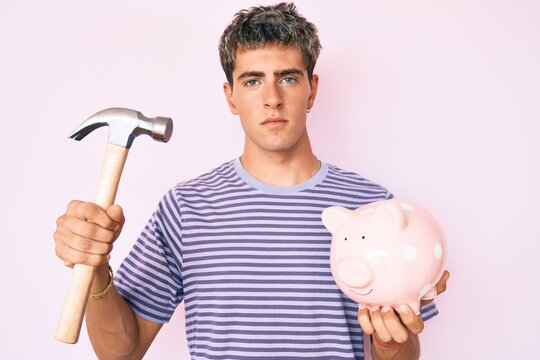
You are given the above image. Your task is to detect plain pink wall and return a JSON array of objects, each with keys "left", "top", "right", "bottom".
[{"left": 1, "top": 0, "right": 539, "bottom": 358}]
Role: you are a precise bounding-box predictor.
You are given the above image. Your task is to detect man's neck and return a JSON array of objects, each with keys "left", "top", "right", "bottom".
[{"left": 240, "top": 136, "right": 320, "bottom": 187}]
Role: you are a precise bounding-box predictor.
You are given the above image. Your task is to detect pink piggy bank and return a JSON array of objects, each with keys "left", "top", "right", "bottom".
[{"left": 322, "top": 199, "right": 446, "bottom": 315}]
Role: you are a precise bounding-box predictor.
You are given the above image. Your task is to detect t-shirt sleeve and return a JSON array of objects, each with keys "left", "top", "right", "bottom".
[
  {"left": 114, "top": 189, "right": 184, "bottom": 324},
  {"left": 420, "top": 301, "right": 438, "bottom": 321}
]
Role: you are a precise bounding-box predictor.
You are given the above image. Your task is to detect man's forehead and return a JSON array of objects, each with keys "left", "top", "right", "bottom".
[{"left": 233, "top": 44, "right": 307, "bottom": 74}]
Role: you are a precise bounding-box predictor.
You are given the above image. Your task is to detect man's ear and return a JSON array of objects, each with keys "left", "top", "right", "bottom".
[
  {"left": 223, "top": 82, "right": 239, "bottom": 115},
  {"left": 307, "top": 74, "right": 319, "bottom": 110}
]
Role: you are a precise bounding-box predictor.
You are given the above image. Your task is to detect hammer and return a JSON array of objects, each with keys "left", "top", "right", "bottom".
[{"left": 55, "top": 108, "right": 173, "bottom": 344}]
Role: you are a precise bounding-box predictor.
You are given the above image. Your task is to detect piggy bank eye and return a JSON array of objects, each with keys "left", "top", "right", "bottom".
[
  {"left": 345, "top": 235, "right": 366, "bottom": 241},
  {"left": 344, "top": 236, "right": 365, "bottom": 241}
]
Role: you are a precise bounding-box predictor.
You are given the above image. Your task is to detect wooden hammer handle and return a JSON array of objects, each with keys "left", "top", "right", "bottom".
[{"left": 55, "top": 144, "right": 129, "bottom": 344}]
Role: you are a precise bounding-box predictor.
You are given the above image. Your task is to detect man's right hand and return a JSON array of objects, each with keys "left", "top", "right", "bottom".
[
  {"left": 54, "top": 200, "right": 125, "bottom": 268},
  {"left": 54, "top": 201, "right": 161, "bottom": 359}
]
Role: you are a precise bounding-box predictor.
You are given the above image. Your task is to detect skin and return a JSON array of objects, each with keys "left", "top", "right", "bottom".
[
  {"left": 55, "top": 201, "right": 160, "bottom": 359},
  {"left": 360, "top": 271, "right": 450, "bottom": 359},
  {"left": 223, "top": 44, "right": 321, "bottom": 185},
  {"left": 54, "top": 44, "right": 450, "bottom": 359}
]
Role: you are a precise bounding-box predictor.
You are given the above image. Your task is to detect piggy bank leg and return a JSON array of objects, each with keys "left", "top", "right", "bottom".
[
  {"left": 420, "top": 287, "right": 437, "bottom": 301},
  {"left": 409, "top": 301, "right": 421, "bottom": 316}
]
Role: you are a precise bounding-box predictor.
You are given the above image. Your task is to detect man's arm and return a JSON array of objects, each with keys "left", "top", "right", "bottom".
[
  {"left": 54, "top": 201, "right": 162, "bottom": 359},
  {"left": 85, "top": 264, "right": 162, "bottom": 360}
]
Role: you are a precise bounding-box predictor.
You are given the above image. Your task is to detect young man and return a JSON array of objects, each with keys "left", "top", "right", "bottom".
[{"left": 54, "top": 3, "right": 448, "bottom": 359}]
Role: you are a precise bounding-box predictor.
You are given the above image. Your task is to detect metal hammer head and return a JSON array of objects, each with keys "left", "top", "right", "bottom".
[{"left": 69, "top": 108, "right": 173, "bottom": 148}]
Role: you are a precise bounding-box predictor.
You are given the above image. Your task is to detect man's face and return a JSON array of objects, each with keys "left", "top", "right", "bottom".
[{"left": 223, "top": 44, "right": 319, "bottom": 155}]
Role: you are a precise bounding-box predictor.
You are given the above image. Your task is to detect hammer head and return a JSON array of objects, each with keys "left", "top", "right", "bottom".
[{"left": 69, "top": 108, "right": 173, "bottom": 148}]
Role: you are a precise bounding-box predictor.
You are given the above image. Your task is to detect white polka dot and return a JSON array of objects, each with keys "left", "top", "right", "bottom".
[
  {"left": 400, "top": 202, "right": 413, "bottom": 211},
  {"left": 420, "top": 283, "right": 433, "bottom": 297},
  {"left": 433, "top": 244, "right": 442, "bottom": 259},
  {"left": 403, "top": 245, "right": 417, "bottom": 261}
]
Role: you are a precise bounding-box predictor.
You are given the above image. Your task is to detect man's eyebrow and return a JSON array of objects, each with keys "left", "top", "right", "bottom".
[
  {"left": 236, "top": 68, "right": 305, "bottom": 81},
  {"left": 237, "top": 71, "right": 265, "bottom": 81},
  {"left": 275, "top": 68, "right": 304, "bottom": 77}
]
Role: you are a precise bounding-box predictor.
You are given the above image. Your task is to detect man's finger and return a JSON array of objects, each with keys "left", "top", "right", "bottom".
[
  {"left": 397, "top": 304, "right": 424, "bottom": 335},
  {"left": 421, "top": 270, "right": 450, "bottom": 306},
  {"left": 56, "top": 242, "right": 110, "bottom": 267},
  {"left": 380, "top": 306, "right": 409, "bottom": 343},
  {"left": 61, "top": 216, "right": 118, "bottom": 244},
  {"left": 369, "top": 307, "right": 392, "bottom": 343},
  {"left": 107, "top": 204, "right": 125, "bottom": 227},
  {"left": 68, "top": 200, "right": 120, "bottom": 231},
  {"left": 436, "top": 270, "right": 450, "bottom": 295},
  {"left": 357, "top": 305, "right": 374, "bottom": 335},
  {"left": 62, "top": 230, "right": 114, "bottom": 255}
]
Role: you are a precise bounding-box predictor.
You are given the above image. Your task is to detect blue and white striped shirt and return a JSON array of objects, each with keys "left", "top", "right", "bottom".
[{"left": 115, "top": 158, "right": 438, "bottom": 359}]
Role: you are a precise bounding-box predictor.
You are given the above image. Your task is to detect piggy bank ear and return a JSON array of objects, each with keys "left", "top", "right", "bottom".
[
  {"left": 322, "top": 206, "right": 353, "bottom": 234},
  {"left": 373, "top": 201, "right": 407, "bottom": 233}
]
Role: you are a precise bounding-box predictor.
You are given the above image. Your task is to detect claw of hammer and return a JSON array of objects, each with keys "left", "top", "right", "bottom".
[{"left": 69, "top": 107, "right": 173, "bottom": 148}]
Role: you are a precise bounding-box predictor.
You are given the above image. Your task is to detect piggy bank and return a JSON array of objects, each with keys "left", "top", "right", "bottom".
[{"left": 322, "top": 199, "right": 446, "bottom": 315}]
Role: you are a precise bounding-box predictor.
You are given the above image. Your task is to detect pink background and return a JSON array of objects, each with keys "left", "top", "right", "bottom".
[{"left": 1, "top": 0, "right": 539, "bottom": 358}]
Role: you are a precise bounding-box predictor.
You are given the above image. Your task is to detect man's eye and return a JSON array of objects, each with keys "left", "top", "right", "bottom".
[
  {"left": 245, "top": 79, "right": 260, "bottom": 87},
  {"left": 280, "top": 76, "right": 297, "bottom": 84}
]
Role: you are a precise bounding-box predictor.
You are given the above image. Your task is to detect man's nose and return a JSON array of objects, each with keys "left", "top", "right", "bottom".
[{"left": 264, "top": 83, "right": 283, "bottom": 109}]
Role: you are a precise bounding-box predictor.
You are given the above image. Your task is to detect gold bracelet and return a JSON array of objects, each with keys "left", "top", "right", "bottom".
[{"left": 89, "top": 265, "right": 114, "bottom": 300}]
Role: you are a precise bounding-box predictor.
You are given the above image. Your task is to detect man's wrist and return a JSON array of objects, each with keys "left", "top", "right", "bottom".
[
  {"left": 371, "top": 332, "right": 420, "bottom": 360},
  {"left": 90, "top": 263, "right": 112, "bottom": 293},
  {"left": 89, "top": 265, "right": 114, "bottom": 300},
  {"left": 373, "top": 333, "right": 403, "bottom": 348}
]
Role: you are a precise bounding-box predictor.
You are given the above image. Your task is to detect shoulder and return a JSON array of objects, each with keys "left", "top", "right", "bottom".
[
  {"left": 323, "top": 163, "right": 394, "bottom": 199},
  {"left": 151, "top": 159, "right": 238, "bottom": 218},
  {"left": 160, "top": 159, "right": 241, "bottom": 205},
  {"left": 171, "top": 159, "right": 237, "bottom": 192}
]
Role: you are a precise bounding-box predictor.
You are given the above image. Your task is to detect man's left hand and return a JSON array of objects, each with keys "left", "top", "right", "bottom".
[{"left": 357, "top": 270, "right": 450, "bottom": 344}]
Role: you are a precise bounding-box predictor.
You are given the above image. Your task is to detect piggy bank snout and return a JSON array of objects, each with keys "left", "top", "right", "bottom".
[{"left": 336, "top": 258, "right": 373, "bottom": 288}]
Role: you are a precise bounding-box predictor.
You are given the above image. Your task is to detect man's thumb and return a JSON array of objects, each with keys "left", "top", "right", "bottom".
[{"left": 106, "top": 204, "right": 125, "bottom": 226}]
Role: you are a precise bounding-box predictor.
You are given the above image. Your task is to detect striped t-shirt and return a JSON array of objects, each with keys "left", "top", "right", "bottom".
[{"left": 114, "top": 158, "right": 438, "bottom": 360}]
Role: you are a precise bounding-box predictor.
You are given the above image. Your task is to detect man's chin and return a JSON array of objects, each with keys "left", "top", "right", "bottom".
[
  {"left": 259, "top": 142, "right": 295, "bottom": 153},
  {"left": 244, "top": 133, "right": 305, "bottom": 154}
]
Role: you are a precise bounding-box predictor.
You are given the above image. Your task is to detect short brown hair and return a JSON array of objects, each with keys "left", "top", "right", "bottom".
[{"left": 218, "top": 2, "right": 322, "bottom": 86}]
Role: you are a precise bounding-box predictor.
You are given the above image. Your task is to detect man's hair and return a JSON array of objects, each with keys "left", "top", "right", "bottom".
[{"left": 218, "top": 2, "right": 322, "bottom": 86}]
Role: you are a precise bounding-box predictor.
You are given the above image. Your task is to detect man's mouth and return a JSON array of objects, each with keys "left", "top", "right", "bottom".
[
  {"left": 349, "top": 288, "right": 373, "bottom": 296},
  {"left": 262, "top": 118, "right": 287, "bottom": 125}
]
